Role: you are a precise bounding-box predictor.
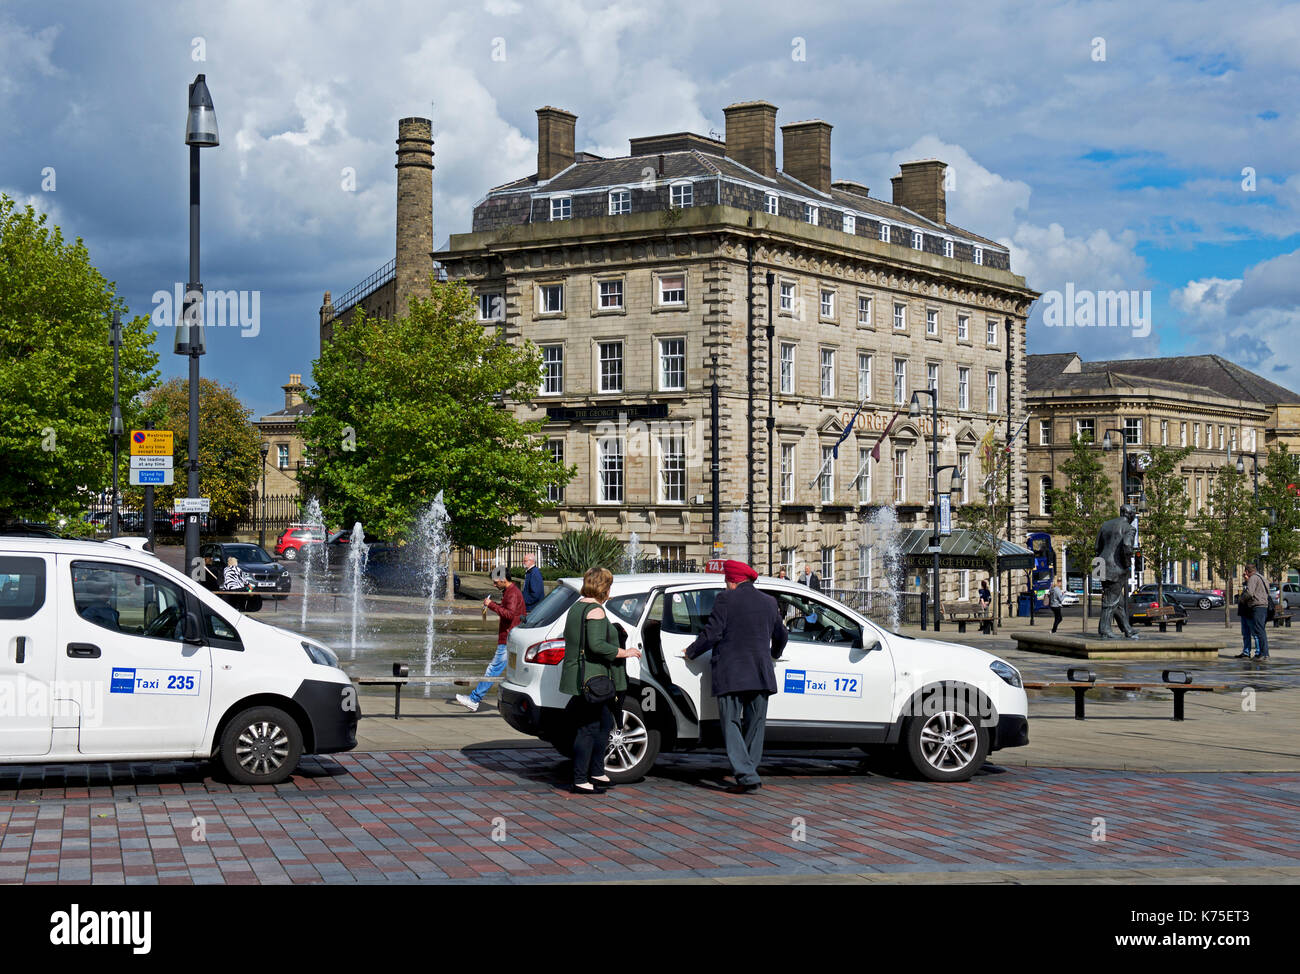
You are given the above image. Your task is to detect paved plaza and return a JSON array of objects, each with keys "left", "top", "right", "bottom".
[{"left": 2, "top": 749, "right": 1299, "bottom": 884}]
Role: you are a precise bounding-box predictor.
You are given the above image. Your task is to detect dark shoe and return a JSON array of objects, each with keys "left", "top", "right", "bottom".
[
  {"left": 570, "top": 783, "right": 606, "bottom": 795},
  {"left": 1233, "top": 653, "right": 1251, "bottom": 659},
  {"left": 725, "top": 782, "right": 760, "bottom": 794},
  {"left": 590, "top": 775, "right": 614, "bottom": 786},
  {"left": 1253, "top": 655, "right": 1270, "bottom": 661}
]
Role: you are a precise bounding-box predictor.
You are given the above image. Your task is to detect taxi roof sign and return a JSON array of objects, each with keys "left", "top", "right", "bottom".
[{"left": 130, "top": 430, "right": 173, "bottom": 456}]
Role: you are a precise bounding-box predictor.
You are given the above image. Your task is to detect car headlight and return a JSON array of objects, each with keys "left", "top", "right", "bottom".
[
  {"left": 302, "top": 640, "right": 339, "bottom": 668},
  {"left": 990, "top": 659, "right": 1022, "bottom": 688}
]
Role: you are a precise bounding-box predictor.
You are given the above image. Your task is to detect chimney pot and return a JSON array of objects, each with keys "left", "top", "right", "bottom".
[
  {"left": 780, "top": 120, "right": 832, "bottom": 194},
  {"left": 892, "top": 159, "right": 948, "bottom": 225},
  {"left": 723, "top": 101, "right": 778, "bottom": 178},
  {"left": 536, "top": 106, "right": 577, "bottom": 180}
]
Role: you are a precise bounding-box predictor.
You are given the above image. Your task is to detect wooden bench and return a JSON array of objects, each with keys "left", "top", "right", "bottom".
[
  {"left": 1023, "top": 669, "right": 1226, "bottom": 721},
  {"left": 353, "top": 674, "right": 504, "bottom": 718},
  {"left": 1272, "top": 611, "right": 1292, "bottom": 628},
  {"left": 1142, "top": 605, "right": 1186, "bottom": 633},
  {"left": 945, "top": 608, "right": 994, "bottom": 635}
]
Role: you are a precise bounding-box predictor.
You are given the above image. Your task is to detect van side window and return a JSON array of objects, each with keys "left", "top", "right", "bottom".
[
  {"left": 203, "top": 605, "right": 241, "bottom": 644},
  {"left": 71, "top": 561, "right": 187, "bottom": 642},
  {"left": 0, "top": 556, "right": 46, "bottom": 620}
]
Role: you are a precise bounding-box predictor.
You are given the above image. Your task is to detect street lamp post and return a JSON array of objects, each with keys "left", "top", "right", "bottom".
[
  {"left": 259, "top": 441, "right": 270, "bottom": 548},
  {"left": 1236, "top": 452, "right": 1263, "bottom": 568},
  {"left": 180, "top": 74, "right": 219, "bottom": 576},
  {"left": 909, "top": 391, "right": 961, "bottom": 631},
  {"left": 108, "top": 310, "right": 123, "bottom": 536},
  {"left": 1101, "top": 427, "right": 1130, "bottom": 504}
]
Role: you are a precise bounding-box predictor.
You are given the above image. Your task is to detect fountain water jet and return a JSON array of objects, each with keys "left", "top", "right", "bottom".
[
  {"left": 299, "top": 497, "right": 325, "bottom": 629},
  {"left": 415, "top": 492, "right": 454, "bottom": 681},
  {"left": 624, "top": 531, "right": 641, "bottom": 573},
  {"left": 866, "top": 505, "right": 906, "bottom": 631},
  {"left": 345, "top": 521, "right": 370, "bottom": 658}
]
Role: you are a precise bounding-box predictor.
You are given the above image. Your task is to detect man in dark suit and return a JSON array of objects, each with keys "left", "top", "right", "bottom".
[
  {"left": 521, "top": 554, "right": 544, "bottom": 615},
  {"left": 797, "top": 563, "right": 822, "bottom": 591},
  {"left": 685, "top": 561, "right": 788, "bottom": 794}
]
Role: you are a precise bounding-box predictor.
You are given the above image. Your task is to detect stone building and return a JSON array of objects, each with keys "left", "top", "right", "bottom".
[
  {"left": 253, "top": 373, "right": 312, "bottom": 498},
  {"left": 430, "top": 100, "right": 1038, "bottom": 599},
  {"left": 1026, "top": 352, "right": 1300, "bottom": 588}
]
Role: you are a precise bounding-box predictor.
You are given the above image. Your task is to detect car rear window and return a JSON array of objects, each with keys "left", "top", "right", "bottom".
[{"left": 524, "top": 583, "right": 579, "bottom": 628}]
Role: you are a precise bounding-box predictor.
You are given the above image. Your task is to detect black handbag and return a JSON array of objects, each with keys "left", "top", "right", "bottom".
[{"left": 577, "top": 604, "right": 617, "bottom": 705}]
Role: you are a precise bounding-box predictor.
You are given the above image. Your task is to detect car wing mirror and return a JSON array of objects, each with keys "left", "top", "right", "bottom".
[{"left": 183, "top": 611, "right": 204, "bottom": 644}]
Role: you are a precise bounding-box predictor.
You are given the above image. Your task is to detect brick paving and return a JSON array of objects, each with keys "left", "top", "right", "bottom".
[{"left": 1, "top": 750, "right": 1298, "bottom": 884}]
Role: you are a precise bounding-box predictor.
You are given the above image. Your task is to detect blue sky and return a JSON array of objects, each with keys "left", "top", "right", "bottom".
[{"left": 2, "top": 0, "right": 1298, "bottom": 416}]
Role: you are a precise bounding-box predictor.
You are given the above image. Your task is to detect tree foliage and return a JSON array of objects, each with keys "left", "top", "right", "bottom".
[
  {"left": 1259, "top": 445, "right": 1300, "bottom": 583},
  {"left": 1047, "top": 434, "right": 1116, "bottom": 578},
  {"left": 1134, "top": 445, "right": 1194, "bottom": 601},
  {"left": 300, "top": 280, "right": 572, "bottom": 548},
  {"left": 124, "top": 377, "right": 262, "bottom": 526},
  {"left": 0, "top": 195, "right": 159, "bottom": 524},
  {"left": 1191, "top": 463, "right": 1264, "bottom": 622}
]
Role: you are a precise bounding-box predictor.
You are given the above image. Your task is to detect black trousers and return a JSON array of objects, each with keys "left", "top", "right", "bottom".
[
  {"left": 568, "top": 696, "right": 615, "bottom": 784},
  {"left": 1051, "top": 606, "right": 1063, "bottom": 632}
]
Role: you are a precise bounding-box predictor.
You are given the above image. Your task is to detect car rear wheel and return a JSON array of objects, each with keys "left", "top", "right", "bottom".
[
  {"left": 217, "top": 706, "right": 303, "bottom": 785},
  {"left": 1197, "top": 597, "right": 1211, "bottom": 610},
  {"left": 282, "top": 546, "right": 298, "bottom": 561},
  {"left": 903, "top": 707, "right": 989, "bottom": 782}
]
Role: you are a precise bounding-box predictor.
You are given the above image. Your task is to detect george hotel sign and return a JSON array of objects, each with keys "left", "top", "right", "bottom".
[
  {"left": 839, "top": 409, "right": 953, "bottom": 438},
  {"left": 546, "top": 404, "right": 669, "bottom": 423}
]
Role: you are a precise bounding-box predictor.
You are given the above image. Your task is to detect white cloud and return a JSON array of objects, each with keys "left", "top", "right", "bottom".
[{"left": 1172, "top": 267, "right": 1300, "bottom": 378}]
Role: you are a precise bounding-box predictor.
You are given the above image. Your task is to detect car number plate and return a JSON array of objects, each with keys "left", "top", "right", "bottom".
[{"left": 258, "top": 580, "right": 276, "bottom": 587}]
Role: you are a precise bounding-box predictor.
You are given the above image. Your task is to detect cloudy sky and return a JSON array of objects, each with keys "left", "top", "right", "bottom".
[{"left": 2, "top": 0, "right": 1297, "bottom": 415}]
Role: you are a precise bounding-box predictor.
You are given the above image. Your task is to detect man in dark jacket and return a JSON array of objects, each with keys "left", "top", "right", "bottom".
[
  {"left": 685, "top": 561, "right": 788, "bottom": 793},
  {"left": 797, "top": 563, "right": 822, "bottom": 591},
  {"left": 521, "top": 554, "right": 544, "bottom": 614}
]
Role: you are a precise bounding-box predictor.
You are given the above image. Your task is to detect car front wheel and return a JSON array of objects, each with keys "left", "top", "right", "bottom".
[
  {"left": 1197, "top": 598, "right": 1211, "bottom": 610},
  {"left": 903, "top": 707, "right": 989, "bottom": 782},
  {"left": 282, "top": 547, "right": 298, "bottom": 561},
  {"left": 603, "top": 695, "right": 661, "bottom": 783},
  {"left": 218, "top": 706, "right": 303, "bottom": 785}
]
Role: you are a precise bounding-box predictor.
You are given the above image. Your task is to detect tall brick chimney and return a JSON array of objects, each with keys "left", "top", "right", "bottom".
[
  {"left": 536, "top": 106, "right": 577, "bottom": 180},
  {"left": 283, "top": 373, "right": 305, "bottom": 410},
  {"left": 723, "top": 101, "right": 777, "bottom": 177},
  {"left": 892, "top": 159, "right": 947, "bottom": 224},
  {"left": 395, "top": 117, "right": 435, "bottom": 314},
  {"left": 780, "top": 120, "right": 832, "bottom": 194}
]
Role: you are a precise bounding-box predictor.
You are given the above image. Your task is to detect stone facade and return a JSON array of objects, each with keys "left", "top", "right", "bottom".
[{"left": 254, "top": 373, "right": 312, "bottom": 498}]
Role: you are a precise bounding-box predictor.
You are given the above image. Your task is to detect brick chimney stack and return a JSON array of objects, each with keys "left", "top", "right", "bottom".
[
  {"left": 780, "top": 120, "right": 832, "bottom": 193},
  {"left": 395, "top": 117, "right": 435, "bottom": 313},
  {"left": 283, "top": 373, "right": 305, "bottom": 410},
  {"left": 892, "top": 159, "right": 948, "bottom": 225},
  {"left": 723, "top": 101, "right": 778, "bottom": 178},
  {"left": 536, "top": 107, "right": 577, "bottom": 180}
]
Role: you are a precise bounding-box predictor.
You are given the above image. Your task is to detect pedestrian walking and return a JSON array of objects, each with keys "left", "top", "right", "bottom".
[
  {"left": 683, "top": 560, "right": 788, "bottom": 794},
  {"left": 979, "top": 579, "right": 992, "bottom": 609},
  {"left": 1234, "top": 583, "right": 1255, "bottom": 658},
  {"left": 456, "top": 566, "right": 526, "bottom": 712},
  {"left": 796, "top": 563, "right": 822, "bottom": 591},
  {"left": 1048, "top": 577, "right": 1065, "bottom": 633},
  {"left": 558, "top": 567, "right": 641, "bottom": 794},
  {"left": 521, "top": 553, "right": 544, "bottom": 614},
  {"left": 1240, "top": 565, "right": 1270, "bottom": 660}
]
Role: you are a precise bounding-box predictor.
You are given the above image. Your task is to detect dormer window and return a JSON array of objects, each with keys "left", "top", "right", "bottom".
[
  {"left": 879, "top": 223, "right": 890, "bottom": 243},
  {"left": 765, "top": 193, "right": 779, "bottom": 215},
  {"left": 609, "top": 190, "right": 630, "bottom": 215},
  {"left": 804, "top": 204, "right": 819, "bottom": 225},
  {"left": 912, "top": 230, "right": 923, "bottom": 249},
  {"left": 943, "top": 239, "right": 954, "bottom": 258},
  {"left": 670, "top": 183, "right": 693, "bottom": 207},
  {"left": 974, "top": 247, "right": 984, "bottom": 265},
  {"left": 550, "top": 197, "right": 571, "bottom": 220},
  {"left": 843, "top": 213, "right": 855, "bottom": 234}
]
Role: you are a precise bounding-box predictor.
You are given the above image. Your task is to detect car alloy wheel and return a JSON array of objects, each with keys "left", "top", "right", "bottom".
[
  {"left": 916, "top": 710, "right": 979, "bottom": 774},
  {"left": 1197, "top": 598, "right": 1211, "bottom": 610},
  {"left": 236, "top": 719, "right": 292, "bottom": 777},
  {"left": 605, "top": 708, "right": 650, "bottom": 773}
]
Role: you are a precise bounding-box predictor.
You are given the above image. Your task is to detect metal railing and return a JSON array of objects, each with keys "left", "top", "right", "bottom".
[
  {"left": 825, "top": 588, "right": 923, "bottom": 625},
  {"left": 329, "top": 258, "right": 395, "bottom": 320}
]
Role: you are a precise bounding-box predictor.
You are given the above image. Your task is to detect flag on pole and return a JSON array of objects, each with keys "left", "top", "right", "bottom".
[
  {"left": 832, "top": 402, "right": 865, "bottom": 459},
  {"left": 869, "top": 410, "right": 903, "bottom": 463}
]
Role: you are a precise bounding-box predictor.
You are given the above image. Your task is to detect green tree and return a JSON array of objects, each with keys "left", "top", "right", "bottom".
[
  {"left": 300, "top": 279, "right": 572, "bottom": 548},
  {"left": 1046, "top": 433, "right": 1115, "bottom": 624},
  {"left": 123, "top": 377, "right": 261, "bottom": 528},
  {"left": 0, "top": 195, "right": 159, "bottom": 525},
  {"left": 958, "top": 433, "right": 1013, "bottom": 626},
  {"left": 1191, "top": 463, "right": 1263, "bottom": 626},
  {"left": 1259, "top": 445, "right": 1300, "bottom": 584},
  {"left": 1134, "top": 445, "right": 1194, "bottom": 603}
]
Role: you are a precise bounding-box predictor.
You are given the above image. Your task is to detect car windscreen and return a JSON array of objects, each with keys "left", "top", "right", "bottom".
[
  {"left": 228, "top": 545, "right": 272, "bottom": 564},
  {"left": 524, "top": 582, "right": 579, "bottom": 628}
]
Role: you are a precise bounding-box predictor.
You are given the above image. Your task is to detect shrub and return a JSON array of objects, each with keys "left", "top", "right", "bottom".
[{"left": 554, "top": 528, "right": 625, "bottom": 576}]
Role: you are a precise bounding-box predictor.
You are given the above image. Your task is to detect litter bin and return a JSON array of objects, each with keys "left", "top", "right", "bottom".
[{"left": 1017, "top": 594, "right": 1033, "bottom": 617}]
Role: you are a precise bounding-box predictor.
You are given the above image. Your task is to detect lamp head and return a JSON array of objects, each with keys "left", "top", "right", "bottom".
[
  {"left": 908, "top": 394, "right": 920, "bottom": 418},
  {"left": 950, "top": 471, "right": 963, "bottom": 492},
  {"left": 1101, "top": 432, "right": 1113, "bottom": 451},
  {"left": 1236, "top": 458, "right": 1245, "bottom": 475},
  {"left": 186, "top": 74, "right": 219, "bottom": 146},
  {"left": 260, "top": 441, "right": 271, "bottom": 459}
]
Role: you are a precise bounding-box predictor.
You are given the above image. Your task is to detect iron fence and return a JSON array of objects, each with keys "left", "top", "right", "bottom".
[{"left": 825, "top": 588, "right": 923, "bottom": 625}]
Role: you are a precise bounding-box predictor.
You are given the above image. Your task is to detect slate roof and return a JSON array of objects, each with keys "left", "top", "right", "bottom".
[
  {"left": 1028, "top": 352, "right": 1300, "bottom": 404},
  {"left": 260, "top": 402, "right": 313, "bottom": 421}
]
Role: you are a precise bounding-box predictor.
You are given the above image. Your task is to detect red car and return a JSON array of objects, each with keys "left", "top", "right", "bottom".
[{"left": 275, "top": 525, "right": 327, "bottom": 559}]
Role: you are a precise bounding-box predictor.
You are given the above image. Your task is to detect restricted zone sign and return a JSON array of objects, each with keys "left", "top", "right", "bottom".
[{"left": 130, "top": 430, "right": 173, "bottom": 456}]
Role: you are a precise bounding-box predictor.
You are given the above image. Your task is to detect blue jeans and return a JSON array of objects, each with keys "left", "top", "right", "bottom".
[
  {"left": 470, "top": 643, "right": 508, "bottom": 703},
  {"left": 1250, "top": 607, "right": 1270, "bottom": 658},
  {"left": 1240, "top": 613, "right": 1255, "bottom": 652}
]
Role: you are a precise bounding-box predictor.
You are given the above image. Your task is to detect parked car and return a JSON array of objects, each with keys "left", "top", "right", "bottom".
[
  {"left": 198, "top": 542, "right": 291, "bottom": 599},
  {"left": 1280, "top": 583, "right": 1299, "bottom": 610},
  {"left": 500, "top": 573, "right": 1029, "bottom": 783},
  {"left": 275, "top": 525, "right": 327, "bottom": 560},
  {"left": 0, "top": 535, "right": 356, "bottom": 783},
  {"left": 1133, "top": 583, "right": 1224, "bottom": 611},
  {"left": 1129, "top": 594, "right": 1188, "bottom": 626},
  {"left": 362, "top": 543, "right": 460, "bottom": 596}
]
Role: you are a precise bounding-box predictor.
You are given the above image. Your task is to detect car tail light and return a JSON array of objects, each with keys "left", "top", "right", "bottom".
[{"left": 524, "top": 639, "right": 566, "bottom": 664}]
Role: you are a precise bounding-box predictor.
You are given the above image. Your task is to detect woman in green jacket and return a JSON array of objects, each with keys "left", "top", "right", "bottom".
[{"left": 560, "top": 567, "right": 641, "bottom": 794}]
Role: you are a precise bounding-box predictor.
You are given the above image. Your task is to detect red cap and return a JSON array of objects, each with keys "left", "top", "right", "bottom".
[{"left": 723, "top": 560, "right": 758, "bottom": 584}]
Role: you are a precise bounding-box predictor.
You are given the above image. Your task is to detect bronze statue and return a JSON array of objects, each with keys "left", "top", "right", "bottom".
[{"left": 1095, "top": 503, "right": 1139, "bottom": 640}]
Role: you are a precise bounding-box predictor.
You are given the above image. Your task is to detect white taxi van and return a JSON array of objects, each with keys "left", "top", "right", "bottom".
[
  {"left": 500, "top": 574, "right": 1028, "bottom": 783},
  {"left": 0, "top": 537, "right": 357, "bottom": 784}
]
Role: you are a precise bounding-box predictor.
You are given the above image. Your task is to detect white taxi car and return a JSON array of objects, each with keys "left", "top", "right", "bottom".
[
  {"left": 0, "top": 536, "right": 358, "bottom": 784},
  {"left": 500, "top": 574, "right": 1028, "bottom": 783}
]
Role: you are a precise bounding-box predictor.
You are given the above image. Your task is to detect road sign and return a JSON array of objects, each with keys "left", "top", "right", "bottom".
[
  {"left": 131, "top": 468, "right": 174, "bottom": 486},
  {"left": 129, "top": 455, "right": 173, "bottom": 470},
  {"left": 174, "top": 498, "right": 210, "bottom": 513},
  {"left": 130, "top": 430, "right": 173, "bottom": 456}
]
